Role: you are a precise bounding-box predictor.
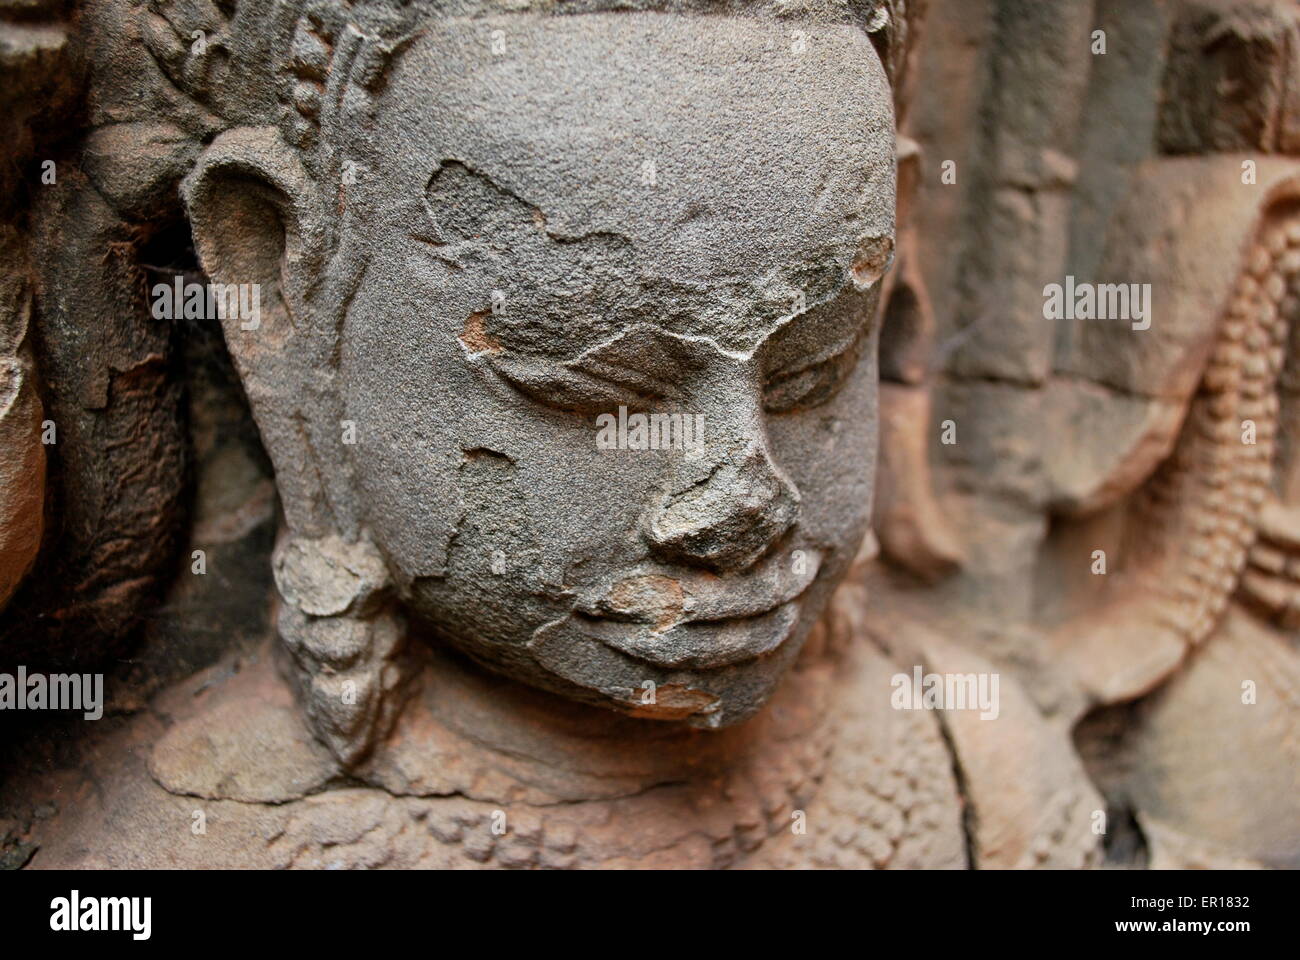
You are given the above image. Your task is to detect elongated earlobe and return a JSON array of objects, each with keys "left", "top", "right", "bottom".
[
  {"left": 186, "top": 130, "right": 417, "bottom": 766},
  {"left": 183, "top": 127, "right": 334, "bottom": 537}
]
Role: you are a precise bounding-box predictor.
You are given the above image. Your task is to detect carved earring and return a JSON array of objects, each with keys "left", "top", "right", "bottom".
[{"left": 271, "top": 529, "right": 415, "bottom": 767}]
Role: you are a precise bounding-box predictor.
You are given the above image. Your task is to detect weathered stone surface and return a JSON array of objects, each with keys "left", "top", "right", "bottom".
[
  {"left": 2, "top": 0, "right": 1296, "bottom": 874},
  {"left": 150, "top": 699, "right": 337, "bottom": 804},
  {"left": 1158, "top": 0, "right": 1300, "bottom": 155},
  {"left": 0, "top": 229, "right": 43, "bottom": 610},
  {"left": 884, "top": 0, "right": 1300, "bottom": 869},
  {"left": 26, "top": 601, "right": 969, "bottom": 869}
]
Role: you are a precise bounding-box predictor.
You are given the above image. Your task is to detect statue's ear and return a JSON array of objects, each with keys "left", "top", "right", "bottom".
[
  {"left": 182, "top": 127, "right": 334, "bottom": 536},
  {"left": 183, "top": 126, "right": 324, "bottom": 341}
]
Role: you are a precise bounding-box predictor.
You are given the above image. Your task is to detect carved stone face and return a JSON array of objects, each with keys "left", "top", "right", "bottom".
[{"left": 336, "top": 14, "right": 895, "bottom": 726}]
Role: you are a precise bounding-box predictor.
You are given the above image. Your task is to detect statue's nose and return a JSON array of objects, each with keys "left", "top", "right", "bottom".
[{"left": 641, "top": 436, "right": 800, "bottom": 574}]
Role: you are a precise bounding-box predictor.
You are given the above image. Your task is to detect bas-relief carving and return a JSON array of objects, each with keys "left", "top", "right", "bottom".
[
  {"left": 0, "top": 0, "right": 1293, "bottom": 870},
  {"left": 870, "top": 0, "right": 1300, "bottom": 868}
]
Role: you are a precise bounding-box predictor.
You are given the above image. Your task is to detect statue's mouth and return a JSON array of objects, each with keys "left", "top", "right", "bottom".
[
  {"left": 572, "top": 597, "right": 806, "bottom": 669},
  {"left": 568, "top": 548, "right": 821, "bottom": 669}
]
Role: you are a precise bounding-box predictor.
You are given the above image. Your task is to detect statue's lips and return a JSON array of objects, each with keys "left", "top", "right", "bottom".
[
  {"left": 569, "top": 549, "right": 822, "bottom": 669},
  {"left": 573, "top": 598, "right": 804, "bottom": 670}
]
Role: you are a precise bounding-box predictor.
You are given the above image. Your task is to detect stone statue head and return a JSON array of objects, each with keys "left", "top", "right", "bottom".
[{"left": 183, "top": 5, "right": 896, "bottom": 730}]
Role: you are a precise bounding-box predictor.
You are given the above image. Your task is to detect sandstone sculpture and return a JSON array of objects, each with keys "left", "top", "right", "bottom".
[{"left": 0, "top": 0, "right": 1294, "bottom": 871}]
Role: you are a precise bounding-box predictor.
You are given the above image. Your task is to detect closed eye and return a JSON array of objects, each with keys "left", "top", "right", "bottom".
[
  {"left": 574, "top": 357, "right": 678, "bottom": 403},
  {"left": 762, "top": 336, "right": 864, "bottom": 414},
  {"left": 483, "top": 352, "right": 668, "bottom": 415}
]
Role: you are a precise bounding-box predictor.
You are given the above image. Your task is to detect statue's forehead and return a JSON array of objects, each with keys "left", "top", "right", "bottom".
[{"left": 371, "top": 13, "right": 895, "bottom": 355}]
